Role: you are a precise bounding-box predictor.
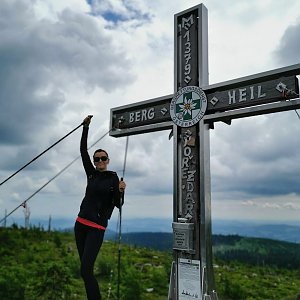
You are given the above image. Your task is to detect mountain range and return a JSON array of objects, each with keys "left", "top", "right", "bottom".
[{"left": 9, "top": 217, "right": 300, "bottom": 244}]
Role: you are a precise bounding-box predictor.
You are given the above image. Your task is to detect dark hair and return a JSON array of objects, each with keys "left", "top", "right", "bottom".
[{"left": 94, "top": 148, "right": 109, "bottom": 158}]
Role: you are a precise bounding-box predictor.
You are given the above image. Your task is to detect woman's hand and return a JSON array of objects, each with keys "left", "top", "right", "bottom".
[
  {"left": 82, "top": 115, "right": 93, "bottom": 127},
  {"left": 119, "top": 180, "right": 126, "bottom": 193}
]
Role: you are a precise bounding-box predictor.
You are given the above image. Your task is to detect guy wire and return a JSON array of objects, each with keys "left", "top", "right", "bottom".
[
  {"left": 0, "top": 129, "right": 111, "bottom": 225},
  {"left": 0, "top": 123, "right": 84, "bottom": 187}
]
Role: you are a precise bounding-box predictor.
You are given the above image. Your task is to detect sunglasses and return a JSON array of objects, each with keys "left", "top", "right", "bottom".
[{"left": 93, "top": 156, "right": 108, "bottom": 162}]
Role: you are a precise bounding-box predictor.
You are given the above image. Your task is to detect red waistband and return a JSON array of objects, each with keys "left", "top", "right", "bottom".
[{"left": 76, "top": 216, "right": 106, "bottom": 231}]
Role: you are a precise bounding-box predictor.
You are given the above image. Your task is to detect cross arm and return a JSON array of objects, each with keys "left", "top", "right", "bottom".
[
  {"left": 110, "top": 94, "right": 173, "bottom": 137},
  {"left": 109, "top": 64, "right": 300, "bottom": 137}
]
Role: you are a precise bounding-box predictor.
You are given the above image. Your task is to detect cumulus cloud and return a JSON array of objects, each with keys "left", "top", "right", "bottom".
[
  {"left": 0, "top": 0, "right": 135, "bottom": 169},
  {"left": 242, "top": 197, "right": 300, "bottom": 211},
  {"left": 0, "top": 0, "right": 139, "bottom": 221},
  {"left": 242, "top": 200, "right": 257, "bottom": 207},
  {"left": 1, "top": 0, "right": 300, "bottom": 224},
  {"left": 282, "top": 202, "right": 300, "bottom": 210},
  {"left": 274, "top": 18, "right": 300, "bottom": 65},
  {"left": 87, "top": 0, "right": 152, "bottom": 25}
]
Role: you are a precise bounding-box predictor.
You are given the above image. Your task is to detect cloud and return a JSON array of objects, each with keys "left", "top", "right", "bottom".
[
  {"left": 242, "top": 196, "right": 300, "bottom": 211},
  {"left": 274, "top": 18, "right": 300, "bottom": 65},
  {"left": 87, "top": 0, "right": 152, "bottom": 26},
  {"left": 0, "top": 0, "right": 135, "bottom": 170},
  {"left": 1, "top": 0, "right": 300, "bottom": 225},
  {"left": 262, "top": 202, "right": 281, "bottom": 209},
  {"left": 242, "top": 200, "right": 257, "bottom": 207},
  {"left": 211, "top": 108, "right": 300, "bottom": 198},
  {"left": 283, "top": 202, "right": 300, "bottom": 210}
]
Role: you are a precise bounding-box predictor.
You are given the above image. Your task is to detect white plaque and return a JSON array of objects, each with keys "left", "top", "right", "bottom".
[{"left": 178, "top": 258, "right": 202, "bottom": 299}]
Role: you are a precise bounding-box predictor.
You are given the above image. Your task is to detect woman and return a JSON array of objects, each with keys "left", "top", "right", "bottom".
[{"left": 75, "top": 115, "right": 126, "bottom": 300}]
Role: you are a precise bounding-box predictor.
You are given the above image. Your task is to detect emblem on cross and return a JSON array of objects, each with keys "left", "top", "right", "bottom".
[{"left": 170, "top": 86, "right": 207, "bottom": 127}]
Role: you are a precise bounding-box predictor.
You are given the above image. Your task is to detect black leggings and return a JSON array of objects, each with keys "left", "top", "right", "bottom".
[{"left": 74, "top": 221, "right": 105, "bottom": 300}]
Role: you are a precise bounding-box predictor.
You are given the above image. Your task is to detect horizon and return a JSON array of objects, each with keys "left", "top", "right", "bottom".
[
  {"left": 3, "top": 216, "right": 300, "bottom": 245},
  {"left": 4, "top": 215, "right": 300, "bottom": 230}
]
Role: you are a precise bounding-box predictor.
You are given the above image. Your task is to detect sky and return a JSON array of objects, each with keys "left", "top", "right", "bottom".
[{"left": 0, "top": 0, "right": 300, "bottom": 229}]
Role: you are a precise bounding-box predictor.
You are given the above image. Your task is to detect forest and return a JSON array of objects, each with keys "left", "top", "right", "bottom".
[{"left": 1, "top": 225, "right": 300, "bottom": 299}]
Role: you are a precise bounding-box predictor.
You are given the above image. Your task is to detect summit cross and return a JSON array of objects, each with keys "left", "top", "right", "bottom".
[{"left": 110, "top": 4, "right": 300, "bottom": 300}]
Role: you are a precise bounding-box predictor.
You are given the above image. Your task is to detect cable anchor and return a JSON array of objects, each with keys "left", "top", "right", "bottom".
[{"left": 276, "top": 82, "right": 299, "bottom": 98}]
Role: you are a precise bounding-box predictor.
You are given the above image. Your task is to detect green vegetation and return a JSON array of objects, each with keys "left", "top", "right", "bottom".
[
  {"left": 0, "top": 225, "right": 171, "bottom": 299},
  {"left": 213, "top": 234, "right": 300, "bottom": 269},
  {"left": 1, "top": 226, "right": 300, "bottom": 299},
  {"left": 214, "top": 262, "right": 300, "bottom": 300},
  {"left": 213, "top": 235, "right": 300, "bottom": 299}
]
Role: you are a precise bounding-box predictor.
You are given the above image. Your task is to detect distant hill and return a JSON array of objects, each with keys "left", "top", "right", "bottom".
[
  {"left": 213, "top": 220, "right": 300, "bottom": 244},
  {"left": 123, "top": 232, "right": 172, "bottom": 251},
  {"left": 107, "top": 231, "right": 300, "bottom": 270},
  {"left": 111, "top": 218, "right": 300, "bottom": 244},
  {"left": 213, "top": 234, "right": 300, "bottom": 269},
  {"left": 10, "top": 217, "right": 300, "bottom": 244}
]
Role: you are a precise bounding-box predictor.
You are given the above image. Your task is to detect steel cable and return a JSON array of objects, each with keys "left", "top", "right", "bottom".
[
  {"left": 0, "top": 123, "right": 84, "bottom": 187},
  {"left": 0, "top": 129, "right": 111, "bottom": 225}
]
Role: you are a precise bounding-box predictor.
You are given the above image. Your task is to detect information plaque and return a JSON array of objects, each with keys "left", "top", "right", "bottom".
[
  {"left": 172, "top": 222, "right": 194, "bottom": 252},
  {"left": 178, "top": 259, "right": 201, "bottom": 300}
]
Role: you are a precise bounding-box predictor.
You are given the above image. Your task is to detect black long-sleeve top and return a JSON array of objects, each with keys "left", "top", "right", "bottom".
[{"left": 77, "top": 126, "right": 123, "bottom": 227}]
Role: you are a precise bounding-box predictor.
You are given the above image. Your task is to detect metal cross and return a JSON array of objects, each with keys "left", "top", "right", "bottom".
[{"left": 110, "top": 4, "right": 300, "bottom": 300}]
